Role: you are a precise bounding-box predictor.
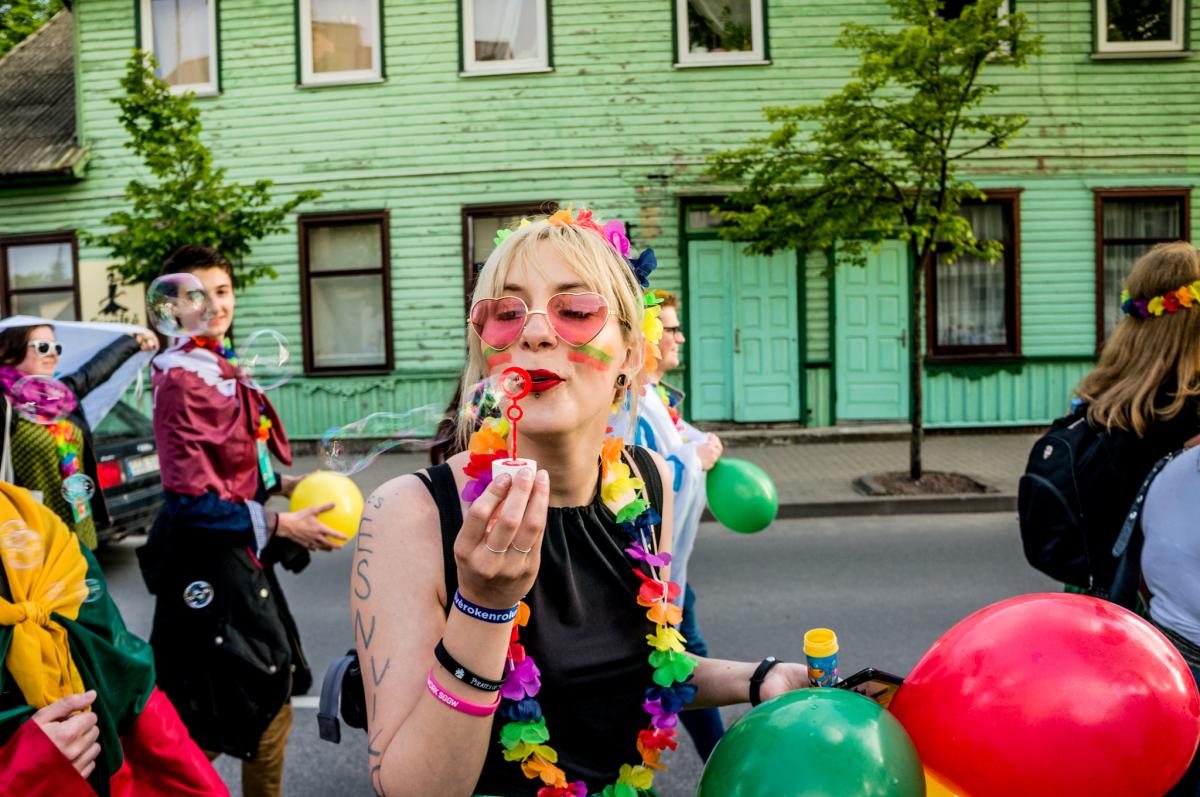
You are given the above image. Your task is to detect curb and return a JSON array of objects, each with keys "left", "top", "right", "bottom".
[{"left": 704, "top": 493, "right": 1018, "bottom": 522}]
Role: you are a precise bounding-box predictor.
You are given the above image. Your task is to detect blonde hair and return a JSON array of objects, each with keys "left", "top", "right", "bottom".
[
  {"left": 1077, "top": 241, "right": 1200, "bottom": 436},
  {"left": 456, "top": 216, "right": 646, "bottom": 445}
]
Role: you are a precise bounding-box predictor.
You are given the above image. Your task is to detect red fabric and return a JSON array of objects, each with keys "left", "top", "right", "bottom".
[
  {"left": 109, "top": 688, "right": 228, "bottom": 797},
  {"left": 152, "top": 341, "right": 290, "bottom": 501},
  {"left": 0, "top": 718, "right": 96, "bottom": 797}
]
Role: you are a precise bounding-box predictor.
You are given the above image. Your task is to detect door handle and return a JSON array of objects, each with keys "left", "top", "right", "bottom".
[
  {"left": 899, "top": 328, "right": 908, "bottom": 348},
  {"left": 735, "top": 328, "right": 741, "bottom": 354}
]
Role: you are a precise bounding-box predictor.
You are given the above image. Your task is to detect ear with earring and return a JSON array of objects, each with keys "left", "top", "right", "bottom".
[{"left": 613, "top": 372, "right": 630, "bottom": 404}]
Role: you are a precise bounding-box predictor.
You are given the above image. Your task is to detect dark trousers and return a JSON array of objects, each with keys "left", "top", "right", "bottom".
[{"left": 679, "top": 584, "right": 725, "bottom": 761}]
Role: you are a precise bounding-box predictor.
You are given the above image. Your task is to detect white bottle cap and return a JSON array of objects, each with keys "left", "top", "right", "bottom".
[{"left": 492, "top": 458, "right": 538, "bottom": 482}]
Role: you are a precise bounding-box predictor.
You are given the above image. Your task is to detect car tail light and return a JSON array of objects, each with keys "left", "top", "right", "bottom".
[{"left": 97, "top": 460, "right": 125, "bottom": 490}]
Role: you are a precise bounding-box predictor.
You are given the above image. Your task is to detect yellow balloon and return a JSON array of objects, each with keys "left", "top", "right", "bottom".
[
  {"left": 289, "top": 471, "right": 364, "bottom": 545},
  {"left": 925, "top": 768, "right": 966, "bottom": 797}
]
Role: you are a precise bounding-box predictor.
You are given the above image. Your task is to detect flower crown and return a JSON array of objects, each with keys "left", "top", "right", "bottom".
[
  {"left": 492, "top": 205, "right": 659, "bottom": 288},
  {"left": 1121, "top": 281, "right": 1200, "bottom": 318}
]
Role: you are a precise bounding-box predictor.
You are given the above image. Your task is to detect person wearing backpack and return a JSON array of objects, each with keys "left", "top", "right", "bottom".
[{"left": 1020, "top": 242, "right": 1200, "bottom": 596}]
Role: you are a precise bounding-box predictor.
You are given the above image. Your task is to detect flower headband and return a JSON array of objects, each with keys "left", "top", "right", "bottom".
[
  {"left": 1121, "top": 281, "right": 1200, "bottom": 318},
  {"left": 492, "top": 205, "right": 659, "bottom": 288}
]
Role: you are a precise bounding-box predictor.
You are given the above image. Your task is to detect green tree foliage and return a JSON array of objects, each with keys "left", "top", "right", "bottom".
[
  {"left": 87, "top": 52, "right": 319, "bottom": 289},
  {"left": 709, "top": 0, "right": 1042, "bottom": 479},
  {"left": 0, "top": 1, "right": 63, "bottom": 59}
]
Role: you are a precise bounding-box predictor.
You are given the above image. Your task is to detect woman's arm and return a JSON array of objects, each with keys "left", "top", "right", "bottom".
[
  {"left": 59, "top": 336, "right": 142, "bottom": 402},
  {"left": 356, "top": 467, "right": 549, "bottom": 797}
]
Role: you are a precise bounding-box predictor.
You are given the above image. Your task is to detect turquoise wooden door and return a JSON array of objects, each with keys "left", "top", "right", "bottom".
[
  {"left": 689, "top": 240, "right": 801, "bottom": 422},
  {"left": 835, "top": 241, "right": 911, "bottom": 421}
]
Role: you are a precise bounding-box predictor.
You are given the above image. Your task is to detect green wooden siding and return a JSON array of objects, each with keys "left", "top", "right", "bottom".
[{"left": 2, "top": 0, "right": 1198, "bottom": 434}]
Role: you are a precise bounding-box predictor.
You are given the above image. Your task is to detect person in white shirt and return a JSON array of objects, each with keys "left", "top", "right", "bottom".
[{"left": 624, "top": 291, "right": 726, "bottom": 759}]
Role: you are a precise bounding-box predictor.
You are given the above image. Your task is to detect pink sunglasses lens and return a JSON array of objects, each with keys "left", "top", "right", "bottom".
[
  {"left": 548, "top": 293, "right": 609, "bottom": 346},
  {"left": 471, "top": 297, "right": 527, "bottom": 349}
]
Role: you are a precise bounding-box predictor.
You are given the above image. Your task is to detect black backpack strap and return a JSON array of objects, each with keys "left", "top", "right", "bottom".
[
  {"left": 629, "top": 445, "right": 665, "bottom": 544},
  {"left": 416, "top": 464, "right": 464, "bottom": 611},
  {"left": 317, "top": 650, "right": 359, "bottom": 743}
]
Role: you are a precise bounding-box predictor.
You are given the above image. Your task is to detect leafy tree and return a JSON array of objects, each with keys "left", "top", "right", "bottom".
[
  {"left": 0, "top": 0, "right": 63, "bottom": 59},
  {"left": 709, "top": 0, "right": 1042, "bottom": 480},
  {"left": 87, "top": 52, "right": 319, "bottom": 289}
]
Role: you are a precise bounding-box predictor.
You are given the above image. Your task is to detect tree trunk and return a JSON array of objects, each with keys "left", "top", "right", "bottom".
[{"left": 909, "top": 245, "right": 927, "bottom": 481}]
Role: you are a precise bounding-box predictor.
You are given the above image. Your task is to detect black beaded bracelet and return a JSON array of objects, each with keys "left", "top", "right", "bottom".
[{"left": 434, "top": 640, "right": 506, "bottom": 693}]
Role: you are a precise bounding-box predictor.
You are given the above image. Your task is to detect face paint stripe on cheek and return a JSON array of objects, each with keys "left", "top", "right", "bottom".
[
  {"left": 485, "top": 348, "right": 513, "bottom": 371},
  {"left": 567, "top": 343, "right": 614, "bottom": 373}
]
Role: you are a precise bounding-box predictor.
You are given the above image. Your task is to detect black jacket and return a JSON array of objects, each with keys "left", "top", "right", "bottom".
[
  {"left": 138, "top": 499, "right": 313, "bottom": 759},
  {"left": 3, "top": 335, "right": 143, "bottom": 530}
]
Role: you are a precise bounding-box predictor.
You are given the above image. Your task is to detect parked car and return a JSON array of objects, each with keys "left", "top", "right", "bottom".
[{"left": 92, "top": 399, "right": 162, "bottom": 545}]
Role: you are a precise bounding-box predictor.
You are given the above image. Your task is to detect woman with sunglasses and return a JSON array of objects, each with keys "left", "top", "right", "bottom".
[
  {"left": 354, "top": 209, "right": 809, "bottom": 797},
  {"left": 0, "top": 323, "right": 156, "bottom": 549}
]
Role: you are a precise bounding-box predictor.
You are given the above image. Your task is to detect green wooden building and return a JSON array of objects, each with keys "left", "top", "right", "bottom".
[{"left": 0, "top": 0, "right": 1196, "bottom": 437}]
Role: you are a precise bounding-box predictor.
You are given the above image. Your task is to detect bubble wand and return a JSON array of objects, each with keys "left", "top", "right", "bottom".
[{"left": 492, "top": 366, "right": 537, "bottom": 481}]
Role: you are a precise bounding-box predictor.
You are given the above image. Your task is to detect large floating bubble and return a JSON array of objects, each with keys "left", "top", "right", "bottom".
[
  {"left": 11, "top": 375, "right": 76, "bottom": 424},
  {"left": 239, "top": 329, "right": 291, "bottom": 392},
  {"left": 320, "top": 406, "right": 444, "bottom": 476},
  {"left": 146, "top": 273, "right": 213, "bottom": 338}
]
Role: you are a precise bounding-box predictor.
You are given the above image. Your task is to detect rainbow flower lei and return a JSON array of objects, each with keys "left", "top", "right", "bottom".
[
  {"left": 1121, "top": 281, "right": 1200, "bottom": 318},
  {"left": 461, "top": 415, "right": 695, "bottom": 797}
]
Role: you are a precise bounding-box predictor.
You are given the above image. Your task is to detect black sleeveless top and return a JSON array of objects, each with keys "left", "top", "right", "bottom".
[{"left": 416, "top": 446, "right": 664, "bottom": 797}]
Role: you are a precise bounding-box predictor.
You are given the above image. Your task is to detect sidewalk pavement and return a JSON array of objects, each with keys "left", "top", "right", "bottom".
[{"left": 287, "top": 430, "right": 1038, "bottom": 519}]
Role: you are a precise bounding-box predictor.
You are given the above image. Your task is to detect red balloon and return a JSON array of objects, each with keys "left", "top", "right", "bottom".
[{"left": 891, "top": 593, "right": 1200, "bottom": 797}]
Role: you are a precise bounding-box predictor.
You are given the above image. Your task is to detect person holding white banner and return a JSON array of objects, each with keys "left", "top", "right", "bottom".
[{"left": 0, "top": 317, "right": 156, "bottom": 548}]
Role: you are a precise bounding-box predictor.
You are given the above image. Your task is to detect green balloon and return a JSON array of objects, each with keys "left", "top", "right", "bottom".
[
  {"left": 706, "top": 457, "right": 779, "bottom": 533},
  {"left": 698, "top": 689, "right": 926, "bottom": 797}
]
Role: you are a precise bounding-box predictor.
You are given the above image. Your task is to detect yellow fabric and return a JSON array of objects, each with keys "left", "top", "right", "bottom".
[{"left": 0, "top": 481, "right": 87, "bottom": 708}]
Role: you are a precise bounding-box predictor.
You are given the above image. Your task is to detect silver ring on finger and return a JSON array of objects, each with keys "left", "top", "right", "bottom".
[
  {"left": 485, "top": 542, "right": 510, "bottom": 554},
  {"left": 511, "top": 543, "right": 533, "bottom": 554}
]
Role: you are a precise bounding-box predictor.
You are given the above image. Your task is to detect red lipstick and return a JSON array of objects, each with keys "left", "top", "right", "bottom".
[{"left": 527, "top": 369, "right": 563, "bottom": 393}]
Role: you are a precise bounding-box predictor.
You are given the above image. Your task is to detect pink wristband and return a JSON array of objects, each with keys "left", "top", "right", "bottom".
[{"left": 426, "top": 669, "right": 500, "bottom": 717}]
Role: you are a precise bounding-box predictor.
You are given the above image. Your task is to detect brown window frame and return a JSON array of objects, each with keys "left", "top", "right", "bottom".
[
  {"left": 297, "top": 210, "right": 394, "bottom": 376},
  {"left": 925, "top": 189, "right": 1022, "bottom": 361},
  {"left": 460, "top": 201, "right": 558, "bottom": 315},
  {"left": 0, "top": 231, "right": 81, "bottom": 320},
  {"left": 1093, "top": 187, "right": 1191, "bottom": 350}
]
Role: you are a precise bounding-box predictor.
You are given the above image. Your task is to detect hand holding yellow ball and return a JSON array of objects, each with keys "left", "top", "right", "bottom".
[{"left": 288, "top": 471, "right": 364, "bottom": 547}]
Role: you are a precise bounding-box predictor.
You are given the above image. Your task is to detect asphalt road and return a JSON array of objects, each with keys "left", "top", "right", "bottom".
[{"left": 98, "top": 496, "right": 1056, "bottom": 797}]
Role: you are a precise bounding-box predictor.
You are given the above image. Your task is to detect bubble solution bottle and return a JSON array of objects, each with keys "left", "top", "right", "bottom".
[{"left": 804, "top": 628, "right": 840, "bottom": 687}]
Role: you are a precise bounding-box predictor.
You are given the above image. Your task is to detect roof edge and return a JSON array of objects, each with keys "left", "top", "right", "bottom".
[{"left": 0, "top": 8, "right": 71, "bottom": 68}]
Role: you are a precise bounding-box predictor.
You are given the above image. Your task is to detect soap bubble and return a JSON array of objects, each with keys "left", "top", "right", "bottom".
[
  {"left": 147, "top": 272, "right": 213, "bottom": 337},
  {"left": 238, "top": 329, "right": 291, "bottom": 392},
  {"left": 62, "top": 473, "right": 95, "bottom": 503},
  {"left": 0, "top": 521, "right": 42, "bottom": 570},
  {"left": 11, "top": 375, "right": 76, "bottom": 424},
  {"left": 320, "top": 406, "right": 444, "bottom": 476}
]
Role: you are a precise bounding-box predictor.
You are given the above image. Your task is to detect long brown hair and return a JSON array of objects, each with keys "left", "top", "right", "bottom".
[{"left": 1077, "top": 242, "right": 1200, "bottom": 435}]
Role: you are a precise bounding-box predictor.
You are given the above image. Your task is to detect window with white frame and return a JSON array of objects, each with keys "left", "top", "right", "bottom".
[
  {"left": 140, "top": 0, "right": 219, "bottom": 94},
  {"left": 461, "top": 0, "right": 550, "bottom": 75},
  {"left": 676, "top": 0, "right": 766, "bottom": 66},
  {"left": 299, "top": 0, "right": 382, "bottom": 85},
  {"left": 1096, "top": 0, "right": 1185, "bottom": 53}
]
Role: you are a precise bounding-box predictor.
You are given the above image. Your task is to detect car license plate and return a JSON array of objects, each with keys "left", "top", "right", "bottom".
[{"left": 126, "top": 454, "right": 159, "bottom": 478}]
